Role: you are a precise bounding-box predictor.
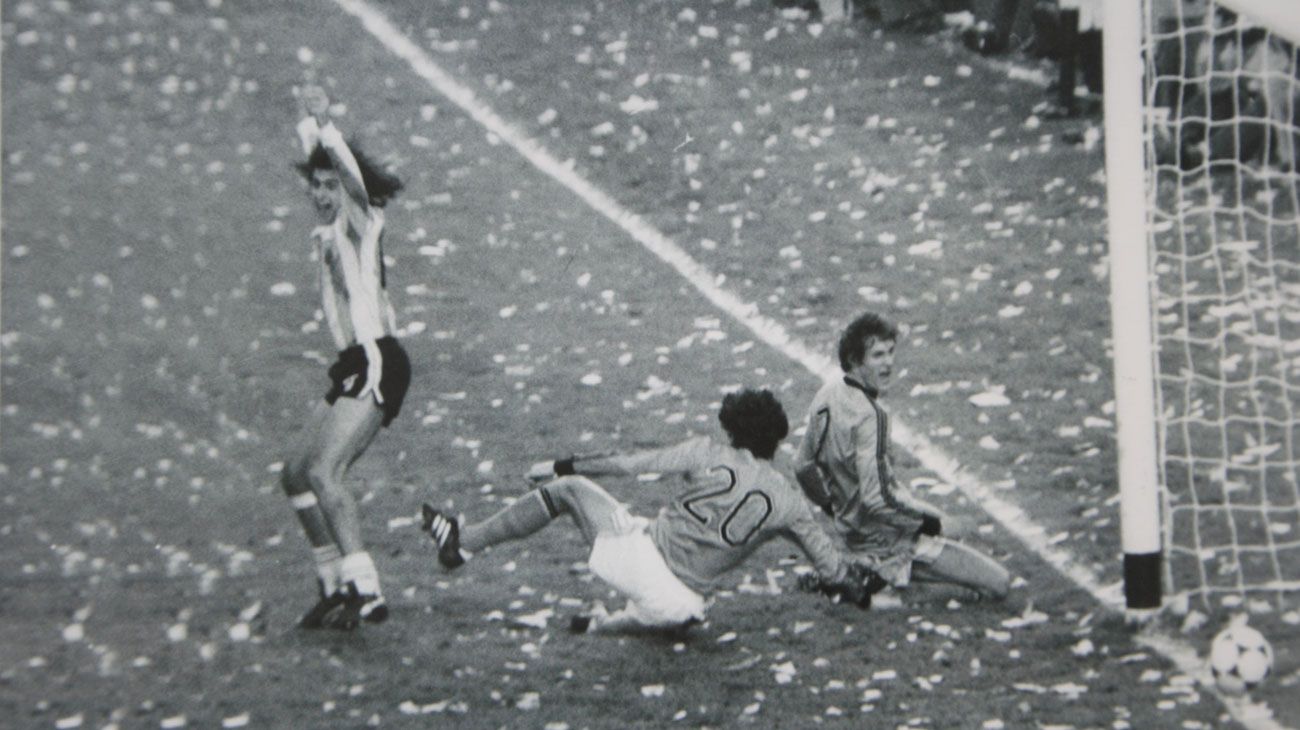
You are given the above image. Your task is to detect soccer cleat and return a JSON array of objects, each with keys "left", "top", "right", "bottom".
[
  {"left": 422, "top": 503, "right": 466, "bottom": 569},
  {"left": 568, "top": 601, "right": 609, "bottom": 634},
  {"left": 298, "top": 580, "right": 346, "bottom": 629},
  {"left": 332, "top": 583, "right": 388, "bottom": 630},
  {"left": 358, "top": 593, "right": 389, "bottom": 624}
]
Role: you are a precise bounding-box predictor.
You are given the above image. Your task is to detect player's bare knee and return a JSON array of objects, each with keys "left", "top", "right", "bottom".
[
  {"left": 543, "top": 475, "right": 598, "bottom": 505},
  {"left": 985, "top": 568, "right": 1011, "bottom": 601},
  {"left": 305, "top": 461, "right": 346, "bottom": 500},
  {"left": 314, "top": 483, "right": 353, "bottom": 518}
]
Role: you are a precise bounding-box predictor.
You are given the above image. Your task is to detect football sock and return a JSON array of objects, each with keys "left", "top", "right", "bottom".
[
  {"left": 289, "top": 491, "right": 338, "bottom": 551},
  {"left": 462, "top": 488, "right": 559, "bottom": 552},
  {"left": 339, "top": 551, "right": 382, "bottom": 597},
  {"left": 312, "top": 544, "right": 343, "bottom": 595}
]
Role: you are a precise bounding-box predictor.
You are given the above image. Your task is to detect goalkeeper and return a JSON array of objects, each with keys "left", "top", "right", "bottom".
[
  {"left": 793, "top": 311, "right": 1011, "bottom": 600},
  {"left": 421, "top": 388, "right": 884, "bottom": 634}
]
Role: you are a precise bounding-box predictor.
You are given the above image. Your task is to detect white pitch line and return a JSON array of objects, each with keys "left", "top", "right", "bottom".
[
  {"left": 330, "top": 3, "right": 1288, "bottom": 727},
  {"left": 330, "top": 0, "right": 1111, "bottom": 609}
]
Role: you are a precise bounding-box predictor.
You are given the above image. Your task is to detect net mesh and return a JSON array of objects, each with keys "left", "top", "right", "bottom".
[{"left": 1141, "top": 0, "right": 1300, "bottom": 607}]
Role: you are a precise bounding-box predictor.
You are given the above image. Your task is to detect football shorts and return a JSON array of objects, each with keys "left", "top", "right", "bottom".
[
  {"left": 324, "top": 335, "right": 411, "bottom": 426},
  {"left": 588, "top": 510, "right": 708, "bottom": 627}
]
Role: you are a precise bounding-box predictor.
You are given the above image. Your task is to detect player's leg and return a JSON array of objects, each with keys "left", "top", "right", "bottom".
[
  {"left": 580, "top": 523, "right": 708, "bottom": 634},
  {"left": 1047, "top": 7, "right": 1081, "bottom": 118},
  {"left": 423, "top": 475, "right": 623, "bottom": 568},
  {"left": 574, "top": 602, "right": 701, "bottom": 636},
  {"left": 910, "top": 536, "right": 1010, "bottom": 600},
  {"left": 281, "top": 402, "right": 347, "bottom": 627},
  {"left": 305, "top": 396, "right": 387, "bottom": 626},
  {"left": 307, "top": 398, "right": 383, "bottom": 549},
  {"left": 423, "top": 477, "right": 706, "bottom": 633},
  {"left": 526, "top": 475, "right": 628, "bottom": 545}
]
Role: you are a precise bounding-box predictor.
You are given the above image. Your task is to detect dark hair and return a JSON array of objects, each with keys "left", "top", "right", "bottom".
[
  {"left": 295, "top": 140, "right": 404, "bottom": 207},
  {"left": 838, "top": 311, "right": 899, "bottom": 372},
  {"left": 718, "top": 388, "right": 789, "bottom": 461}
]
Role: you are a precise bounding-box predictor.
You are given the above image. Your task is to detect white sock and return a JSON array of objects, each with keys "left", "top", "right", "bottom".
[{"left": 339, "top": 551, "right": 382, "bottom": 597}]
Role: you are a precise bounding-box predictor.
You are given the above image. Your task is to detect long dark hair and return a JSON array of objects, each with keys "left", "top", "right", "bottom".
[{"left": 295, "top": 139, "right": 403, "bottom": 207}]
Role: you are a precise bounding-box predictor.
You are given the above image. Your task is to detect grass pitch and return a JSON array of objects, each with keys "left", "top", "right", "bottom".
[{"left": 1, "top": 0, "right": 1294, "bottom": 727}]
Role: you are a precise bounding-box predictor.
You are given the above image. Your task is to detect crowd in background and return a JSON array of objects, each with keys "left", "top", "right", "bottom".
[
  {"left": 835, "top": 0, "right": 1298, "bottom": 171},
  {"left": 1148, "top": 3, "right": 1299, "bottom": 172}
]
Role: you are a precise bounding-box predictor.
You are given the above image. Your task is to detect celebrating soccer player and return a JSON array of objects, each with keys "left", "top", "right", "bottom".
[
  {"left": 422, "top": 389, "right": 882, "bottom": 634},
  {"left": 793, "top": 311, "right": 1011, "bottom": 601},
  {"left": 280, "top": 84, "right": 411, "bottom": 630}
]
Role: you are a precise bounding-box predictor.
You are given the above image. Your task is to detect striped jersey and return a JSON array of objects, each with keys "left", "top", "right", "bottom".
[
  {"left": 298, "top": 117, "right": 397, "bottom": 350},
  {"left": 794, "top": 377, "right": 931, "bottom": 553},
  {"left": 600, "top": 437, "right": 847, "bottom": 595}
]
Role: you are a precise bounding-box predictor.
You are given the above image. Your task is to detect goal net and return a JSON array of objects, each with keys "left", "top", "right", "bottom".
[{"left": 1111, "top": 0, "right": 1300, "bottom": 610}]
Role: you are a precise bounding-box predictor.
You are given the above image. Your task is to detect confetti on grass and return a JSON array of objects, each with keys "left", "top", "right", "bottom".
[{"left": 0, "top": 3, "right": 1244, "bottom": 728}]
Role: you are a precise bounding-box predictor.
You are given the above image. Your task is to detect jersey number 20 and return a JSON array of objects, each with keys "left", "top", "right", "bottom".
[{"left": 681, "top": 466, "right": 773, "bottom": 546}]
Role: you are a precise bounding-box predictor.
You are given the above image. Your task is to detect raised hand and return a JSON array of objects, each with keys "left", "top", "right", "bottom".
[{"left": 300, "top": 84, "right": 331, "bottom": 121}]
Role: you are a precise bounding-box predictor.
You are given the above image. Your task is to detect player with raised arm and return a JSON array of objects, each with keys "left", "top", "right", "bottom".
[
  {"left": 793, "top": 311, "right": 1011, "bottom": 601},
  {"left": 422, "top": 389, "right": 883, "bottom": 634},
  {"left": 280, "top": 84, "right": 411, "bottom": 630}
]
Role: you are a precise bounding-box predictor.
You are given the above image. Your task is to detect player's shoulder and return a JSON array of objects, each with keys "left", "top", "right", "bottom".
[
  {"left": 820, "top": 379, "right": 878, "bottom": 424},
  {"left": 680, "top": 434, "right": 717, "bottom": 452},
  {"left": 667, "top": 435, "right": 723, "bottom": 464}
]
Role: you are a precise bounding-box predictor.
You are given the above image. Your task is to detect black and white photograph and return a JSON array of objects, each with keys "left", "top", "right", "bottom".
[{"left": 2, "top": 0, "right": 1297, "bottom": 727}]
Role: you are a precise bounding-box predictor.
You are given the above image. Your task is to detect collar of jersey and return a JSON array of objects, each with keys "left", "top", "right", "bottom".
[{"left": 842, "top": 376, "right": 879, "bottom": 400}]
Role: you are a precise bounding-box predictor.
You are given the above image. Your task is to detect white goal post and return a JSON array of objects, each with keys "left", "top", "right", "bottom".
[
  {"left": 1104, "top": 0, "right": 1163, "bottom": 615},
  {"left": 1106, "top": 0, "right": 1300, "bottom": 613}
]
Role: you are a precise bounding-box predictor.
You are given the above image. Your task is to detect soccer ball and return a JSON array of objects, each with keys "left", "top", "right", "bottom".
[{"left": 1208, "top": 623, "right": 1273, "bottom": 695}]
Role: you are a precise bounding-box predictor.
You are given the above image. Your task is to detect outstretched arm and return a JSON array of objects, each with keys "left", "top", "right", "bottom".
[
  {"left": 298, "top": 85, "right": 371, "bottom": 224},
  {"left": 526, "top": 438, "right": 708, "bottom": 482},
  {"left": 788, "top": 502, "right": 888, "bottom": 607},
  {"left": 852, "top": 417, "right": 942, "bottom": 534},
  {"left": 786, "top": 504, "right": 847, "bottom": 583}
]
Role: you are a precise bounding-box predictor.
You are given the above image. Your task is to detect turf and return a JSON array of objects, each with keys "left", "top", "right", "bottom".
[{"left": 1, "top": 0, "right": 1295, "bottom": 728}]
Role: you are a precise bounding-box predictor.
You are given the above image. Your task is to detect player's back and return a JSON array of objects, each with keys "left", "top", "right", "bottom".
[
  {"left": 641, "top": 438, "right": 817, "bottom": 594},
  {"left": 801, "top": 378, "right": 879, "bottom": 506}
]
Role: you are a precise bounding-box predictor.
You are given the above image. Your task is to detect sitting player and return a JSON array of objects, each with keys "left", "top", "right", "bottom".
[
  {"left": 793, "top": 311, "right": 1012, "bottom": 601},
  {"left": 422, "top": 388, "right": 882, "bottom": 634}
]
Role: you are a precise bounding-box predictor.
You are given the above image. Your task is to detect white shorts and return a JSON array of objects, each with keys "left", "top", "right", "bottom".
[{"left": 587, "top": 510, "right": 707, "bottom": 627}]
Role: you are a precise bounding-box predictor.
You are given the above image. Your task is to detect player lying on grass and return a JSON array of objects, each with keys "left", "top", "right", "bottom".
[
  {"left": 793, "top": 311, "right": 1011, "bottom": 602},
  {"left": 422, "top": 388, "right": 885, "bottom": 634},
  {"left": 280, "top": 83, "right": 411, "bottom": 630}
]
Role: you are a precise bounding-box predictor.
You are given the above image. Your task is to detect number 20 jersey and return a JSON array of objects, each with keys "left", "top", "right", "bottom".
[{"left": 604, "top": 437, "right": 845, "bottom": 595}]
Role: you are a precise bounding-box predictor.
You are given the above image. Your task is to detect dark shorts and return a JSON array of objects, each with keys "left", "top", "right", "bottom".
[{"left": 324, "top": 335, "right": 411, "bottom": 427}]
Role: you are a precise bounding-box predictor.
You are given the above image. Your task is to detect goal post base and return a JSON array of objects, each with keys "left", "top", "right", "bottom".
[
  {"left": 1123, "top": 607, "right": 1163, "bottom": 629},
  {"left": 1106, "top": 0, "right": 1300, "bottom": 609},
  {"left": 1123, "top": 551, "right": 1162, "bottom": 611}
]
